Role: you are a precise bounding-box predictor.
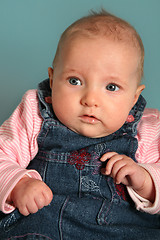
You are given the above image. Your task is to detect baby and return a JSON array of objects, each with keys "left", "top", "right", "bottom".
[{"left": 0, "top": 9, "right": 160, "bottom": 240}]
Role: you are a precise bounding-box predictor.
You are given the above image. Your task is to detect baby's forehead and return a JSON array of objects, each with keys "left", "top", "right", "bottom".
[
  {"left": 56, "top": 34, "right": 142, "bottom": 84},
  {"left": 53, "top": 13, "right": 144, "bottom": 81},
  {"left": 61, "top": 25, "right": 141, "bottom": 59},
  {"left": 62, "top": 31, "right": 140, "bottom": 58}
]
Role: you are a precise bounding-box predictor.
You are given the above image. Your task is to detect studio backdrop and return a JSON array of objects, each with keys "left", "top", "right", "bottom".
[{"left": 0, "top": 0, "right": 160, "bottom": 125}]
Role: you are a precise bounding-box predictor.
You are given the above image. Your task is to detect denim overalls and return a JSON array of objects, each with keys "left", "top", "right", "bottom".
[{"left": 1, "top": 79, "right": 160, "bottom": 240}]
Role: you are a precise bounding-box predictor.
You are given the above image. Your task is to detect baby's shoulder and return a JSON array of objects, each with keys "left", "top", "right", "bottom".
[
  {"left": 22, "top": 89, "right": 38, "bottom": 102},
  {"left": 18, "top": 89, "right": 40, "bottom": 118},
  {"left": 138, "top": 108, "right": 160, "bottom": 137},
  {"left": 141, "top": 108, "right": 160, "bottom": 122}
]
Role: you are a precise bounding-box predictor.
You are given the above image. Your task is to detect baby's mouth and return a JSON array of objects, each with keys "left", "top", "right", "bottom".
[{"left": 80, "top": 115, "right": 100, "bottom": 124}]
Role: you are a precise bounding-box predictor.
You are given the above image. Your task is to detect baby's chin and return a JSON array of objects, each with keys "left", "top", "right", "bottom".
[{"left": 73, "top": 128, "right": 112, "bottom": 139}]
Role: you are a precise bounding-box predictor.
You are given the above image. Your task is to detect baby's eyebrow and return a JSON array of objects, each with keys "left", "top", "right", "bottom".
[
  {"left": 62, "top": 68, "right": 77, "bottom": 73},
  {"left": 62, "top": 68, "right": 82, "bottom": 76},
  {"left": 104, "top": 75, "right": 123, "bottom": 84}
]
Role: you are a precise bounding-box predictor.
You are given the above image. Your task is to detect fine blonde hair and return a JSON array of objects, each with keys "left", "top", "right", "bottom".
[{"left": 52, "top": 9, "right": 144, "bottom": 81}]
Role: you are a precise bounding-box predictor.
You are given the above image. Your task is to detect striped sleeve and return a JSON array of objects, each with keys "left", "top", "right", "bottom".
[
  {"left": 0, "top": 90, "right": 42, "bottom": 213},
  {"left": 127, "top": 108, "right": 160, "bottom": 214}
]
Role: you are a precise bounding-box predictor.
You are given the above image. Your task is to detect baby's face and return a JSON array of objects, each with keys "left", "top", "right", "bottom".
[{"left": 49, "top": 36, "right": 144, "bottom": 138}]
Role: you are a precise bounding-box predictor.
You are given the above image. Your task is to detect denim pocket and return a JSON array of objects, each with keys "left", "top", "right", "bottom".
[
  {"left": 0, "top": 209, "right": 24, "bottom": 233},
  {"left": 0, "top": 209, "right": 54, "bottom": 240},
  {"left": 97, "top": 193, "right": 124, "bottom": 227}
]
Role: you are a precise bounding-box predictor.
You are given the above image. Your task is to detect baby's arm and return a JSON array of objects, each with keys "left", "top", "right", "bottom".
[
  {"left": 100, "top": 152, "right": 155, "bottom": 203},
  {"left": 0, "top": 90, "right": 43, "bottom": 213},
  {"left": 7, "top": 176, "right": 53, "bottom": 216},
  {"left": 100, "top": 109, "right": 160, "bottom": 214}
]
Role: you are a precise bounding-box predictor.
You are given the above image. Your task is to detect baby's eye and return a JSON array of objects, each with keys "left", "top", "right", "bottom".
[
  {"left": 69, "top": 78, "right": 81, "bottom": 86},
  {"left": 106, "top": 83, "right": 119, "bottom": 92}
]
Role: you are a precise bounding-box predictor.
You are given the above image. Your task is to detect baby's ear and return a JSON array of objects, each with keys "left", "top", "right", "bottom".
[
  {"left": 48, "top": 67, "right": 54, "bottom": 88},
  {"left": 133, "top": 84, "right": 145, "bottom": 105}
]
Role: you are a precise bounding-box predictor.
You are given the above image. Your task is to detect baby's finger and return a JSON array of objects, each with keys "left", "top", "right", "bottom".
[
  {"left": 109, "top": 159, "right": 127, "bottom": 180},
  {"left": 43, "top": 186, "right": 53, "bottom": 206},
  {"left": 115, "top": 164, "right": 133, "bottom": 185},
  {"left": 35, "top": 194, "right": 46, "bottom": 210},
  {"left": 103, "top": 154, "right": 123, "bottom": 175},
  {"left": 18, "top": 205, "right": 30, "bottom": 216},
  {"left": 100, "top": 152, "right": 118, "bottom": 162},
  {"left": 26, "top": 200, "right": 39, "bottom": 214}
]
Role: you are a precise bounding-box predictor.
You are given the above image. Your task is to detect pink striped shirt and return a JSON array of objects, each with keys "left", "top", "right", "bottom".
[{"left": 0, "top": 90, "right": 160, "bottom": 214}]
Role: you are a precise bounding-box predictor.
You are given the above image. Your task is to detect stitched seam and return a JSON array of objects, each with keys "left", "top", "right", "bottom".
[{"left": 59, "top": 197, "right": 70, "bottom": 240}]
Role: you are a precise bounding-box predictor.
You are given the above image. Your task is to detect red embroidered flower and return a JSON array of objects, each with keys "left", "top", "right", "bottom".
[
  {"left": 115, "top": 183, "right": 128, "bottom": 201},
  {"left": 126, "top": 115, "right": 135, "bottom": 123},
  {"left": 67, "top": 148, "right": 91, "bottom": 170}
]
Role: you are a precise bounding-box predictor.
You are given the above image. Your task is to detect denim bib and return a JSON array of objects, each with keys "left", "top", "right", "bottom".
[{"left": 1, "top": 79, "right": 160, "bottom": 240}]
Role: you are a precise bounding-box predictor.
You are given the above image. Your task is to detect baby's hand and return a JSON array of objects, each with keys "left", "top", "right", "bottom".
[
  {"left": 100, "top": 152, "right": 155, "bottom": 202},
  {"left": 10, "top": 176, "right": 53, "bottom": 216}
]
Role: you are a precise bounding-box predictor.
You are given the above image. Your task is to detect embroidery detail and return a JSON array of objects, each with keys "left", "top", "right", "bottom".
[
  {"left": 92, "top": 155, "right": 102, "bottom": 175},
  {"left": 81, "top": 176, "right": 100, "bottom": 192},
  {"left": 67, "top": 148, "right": 91, "bottom": 170},
  {"left": 115, "top": 183, "right": 128, "bottom": 201},
  {"left": 126, "top": 114, "right": 135, "bottom": 123}
]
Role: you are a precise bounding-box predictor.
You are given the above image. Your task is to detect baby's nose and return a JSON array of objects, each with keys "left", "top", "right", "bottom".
[{"left": 80, "top": 90, "right": 99, "bottom": 107}]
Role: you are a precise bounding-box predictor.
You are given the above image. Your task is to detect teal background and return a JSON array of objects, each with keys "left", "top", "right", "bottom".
[{"left": 0, "top": 0, "right": 160, "bottom": 125}]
